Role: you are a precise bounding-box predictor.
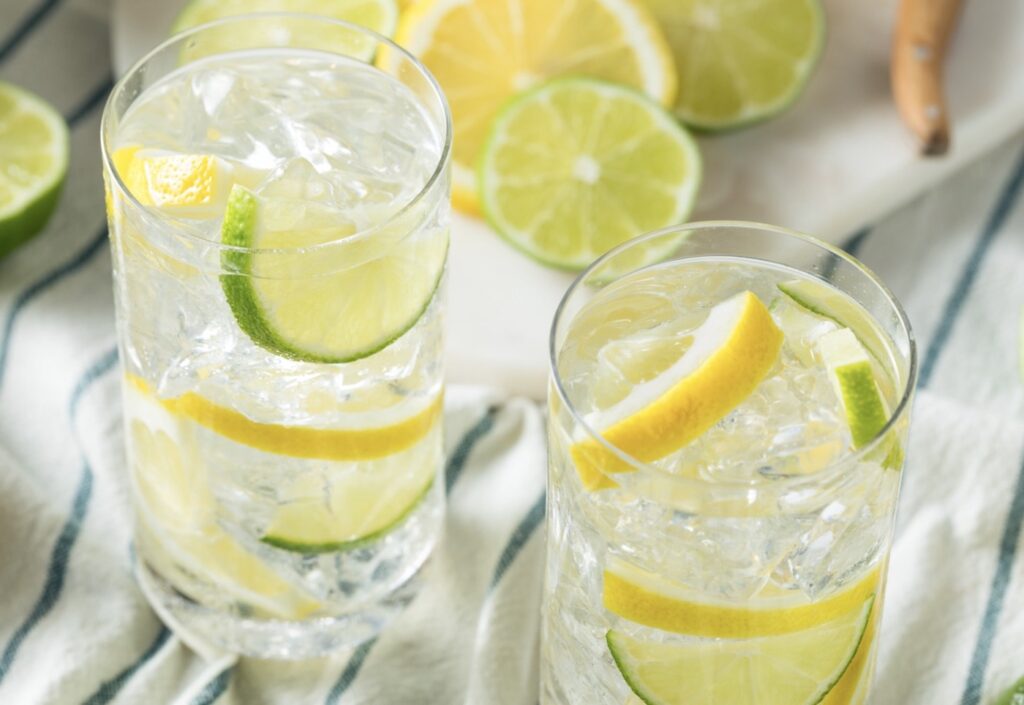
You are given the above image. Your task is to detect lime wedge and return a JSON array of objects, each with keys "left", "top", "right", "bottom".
[
  {"left": 172, "top": 0, "right": 398, "bottom": 61},
  {"left": 478, "top": 78, "right": 700, "bottom": 271},
  {"left": 0, "top": 82, "right": 68, "bottom": 259},
  {"left": 817, "top": 328, "right": 889, "bottom": 449},
  {"left": 643, "top": 0, "right": 825, "bottom": 129},
  {"left": 607, "top": 597, "right": 873, "bottom": 705},
  {"left": 220, "top": 185, "right": 447, "bottom": 363}
]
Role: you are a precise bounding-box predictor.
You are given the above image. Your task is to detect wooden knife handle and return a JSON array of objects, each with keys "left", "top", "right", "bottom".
[{"left": 891, "top": 0, "right": 964, "bottom": 156}]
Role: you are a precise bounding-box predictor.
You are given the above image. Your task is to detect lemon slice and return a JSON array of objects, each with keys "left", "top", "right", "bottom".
[
  {"left": 127, "top": 374, "right": 442, "bottom": 462},
  {"left": 115, "top": 149, "right": 262, "bottom": 217},
  {"left": 607, "top": 596, "right": 874, "bottom": 705},
  {"left": 127, "top": 387, "right": 320, "bottom": 619},
  {"left": 571, "top": 291, "right": 782, "bottom": 489},
  {"left": 0, "top": 82, "right": 68, "bottom": 259},
  {"left": 394, "top": 0, "right": 676, "bottom": 213},
  {"left": 644, "top": 0, "right": 825, "bottom": 129},
  {"left": 172, "top": 0, "right": 399, "bottom": 62},
  {"left": 220, "top": 185, "right": 447, "bottom": 363},
  {"left": 478, "top": 79, "right": 700, "bottom": 270},
  {"left": 603, "top": 557, "right": 880, "bottom": 638},
  {"left": 263, "top": 430, "right": 439, "bottom": 552}
]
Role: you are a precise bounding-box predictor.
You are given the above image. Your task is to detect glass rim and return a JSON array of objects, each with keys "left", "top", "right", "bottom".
[
  {"left": 548, "top": 220, "right": 919, "bottom": 491},
  {"left": 99, "top": 11, "right": 453, "bottom": 255}
]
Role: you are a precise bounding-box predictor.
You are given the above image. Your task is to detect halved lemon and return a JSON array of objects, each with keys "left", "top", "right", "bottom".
[{"left": 394, "top": 0, "right": 676, "bottom": 213}]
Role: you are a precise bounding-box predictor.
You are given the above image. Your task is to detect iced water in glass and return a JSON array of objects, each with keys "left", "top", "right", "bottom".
[
  {"left": 101, "top": 15, "right": 450, "bottom": 658},
  {"left": 544, "top": 223, "right": 916, "bottom": 703}
]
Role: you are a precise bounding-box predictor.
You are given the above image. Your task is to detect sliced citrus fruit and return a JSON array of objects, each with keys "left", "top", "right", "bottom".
[
  {"left": 127, "top": 374, "right": 442, "bottom": 461},
  {"left": 220, "top": 184, "right": 447, "bottom": 363},
  {"left": 478, "top": 79, "right": 700, "bottom": 270},
  {"left": 603, "top": 556, "right": 880, "bottom": 638},
  {"left": 394, "top": 0, "right": 676, "bottom": 213},
  {"left": 571, "top": 291, "right": 782, "bottom": 489},
  {"left": 172, "top": 0, "right": 399, "bottom": 62},
  {"left": 126, "top": 385, "right": 321, "bottom": 619},
  {"left": 262, "top": 430, "right": 439, "bottom": 552},
  {"left": 607, "top": 596, "right": 874, "bottom": 705},
  {"left": 0, "top": 82, "right": 68, "bottom": 259},
  {"left": 817, "top": 328, "right": 889, "bottom": 450},
  {"left": 643, "top": 0, "right": 825, "bottom": 129},
  {"left": 777, "top": 279, "right": 891, "bottom": 367},
  {"left": 115, "top": 149, "right": 262, "bottom": 217}
]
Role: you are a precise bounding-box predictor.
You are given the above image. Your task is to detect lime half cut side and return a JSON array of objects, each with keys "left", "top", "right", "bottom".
[
  {"left": 644, "top": 0, "right": 825, "bottom": 129},
  {"left": 478, "top": 79, "right": 700, "bottom": 271},
  {"left": 220, "top": 185, "right": 447, "bottom": 363},
  {"left": 607, "top": 596, "right": 874, "bottom": 705},
  {"left": 0, "top": 82, "right": 68, "bottom": 259}
]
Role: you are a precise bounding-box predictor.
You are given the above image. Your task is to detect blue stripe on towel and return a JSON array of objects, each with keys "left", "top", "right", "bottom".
[
  {"left": 960, "top": 450, "right": 1024, "bottom": 705},
  {"left": 80, "top": 626, "right": 171, "bottom": 705},
  {"left": 0, "top": 0, "right": 64, "bottom": 64},
  {"left": 919, "top": 147, "right": 1024, "bottom": 388},
  {"left": 324, "top": 638, "right": 378, "bottom": 705},
  {"left": 0, "top": 346, "right": 116, "bottom": 685},
  {"left": 445, "top": 406, "right": 499, "bottom": 493},
  {"left": 191, "top": 666, "right": 232, "bottom": 705},
  {"left": 0, "top": 225, "right": 108, "bottom": 393},
  {"left": 490, "top": 492, "right": 546, "bottom": 589}
]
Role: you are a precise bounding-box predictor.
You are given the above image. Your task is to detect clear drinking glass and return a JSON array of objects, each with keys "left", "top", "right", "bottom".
[
  {"left": 101, "top": 14, "right": 451, "bottom": 658},
  {"left": 543, "top": 222, "right": 916, "bottom": 703}
]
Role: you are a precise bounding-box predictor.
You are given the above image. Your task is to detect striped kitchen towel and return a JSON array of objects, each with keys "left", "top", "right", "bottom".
[{"left": 2, "top": 0, "right": 1024, "bottom": 703}]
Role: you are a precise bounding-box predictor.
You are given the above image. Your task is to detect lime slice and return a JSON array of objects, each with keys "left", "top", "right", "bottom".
[
  {"left": 0, "top": 82, "right": 68, "bottom": 259},
  {"left": 817, "top": 328, "right": 889, "bottom": 450},
  {"left": 262, "top": 430, "right": 439, "bottom": 552},
  {"left": 571, "top": 291, "right": 782, "bottom": 489},
  {"left": 126, "top": 385, "right": 321, "bottom": 619},
  {"left": 220, "top": 185, "right": 447, "bottom": 363},
  {"left": 603, "top": 557, "right": 880, "bottom": 638},
  {"left": 607, "top": 596, "right": 874, "bottom": 705},
  {"left": 643, "top": 0, "right": 825, "bottom": 129},
  {"left": 478, "top": 79, "right": 700, "bottom": 271},
  {"left": 172, "top": 0, "right": 399, "bottom": 62},
  {"left": 395, "top": 0, "right": 676, "bottom": 214},
  {"left": 127, "top": 374, "right": 443, "bottom": 461}
]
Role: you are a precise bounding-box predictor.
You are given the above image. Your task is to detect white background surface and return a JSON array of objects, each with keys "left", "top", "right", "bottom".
[{"left": 112, "top": 0, "right": 1024, "bottom": 398}]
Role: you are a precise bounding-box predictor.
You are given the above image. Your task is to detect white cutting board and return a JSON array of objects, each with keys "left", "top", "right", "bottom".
[{"left": 112, "top": 0, "right": 1024, "bottom": 399}]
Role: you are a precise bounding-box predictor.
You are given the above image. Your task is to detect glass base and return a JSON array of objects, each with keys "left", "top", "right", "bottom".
[{"left": 135, "top": 560, "right": 423, "bottom": 659}]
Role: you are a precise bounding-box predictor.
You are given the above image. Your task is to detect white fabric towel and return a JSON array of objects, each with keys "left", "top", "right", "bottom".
[{"left": 2, "top": 1, "right": 1024, "bottom": 704}]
